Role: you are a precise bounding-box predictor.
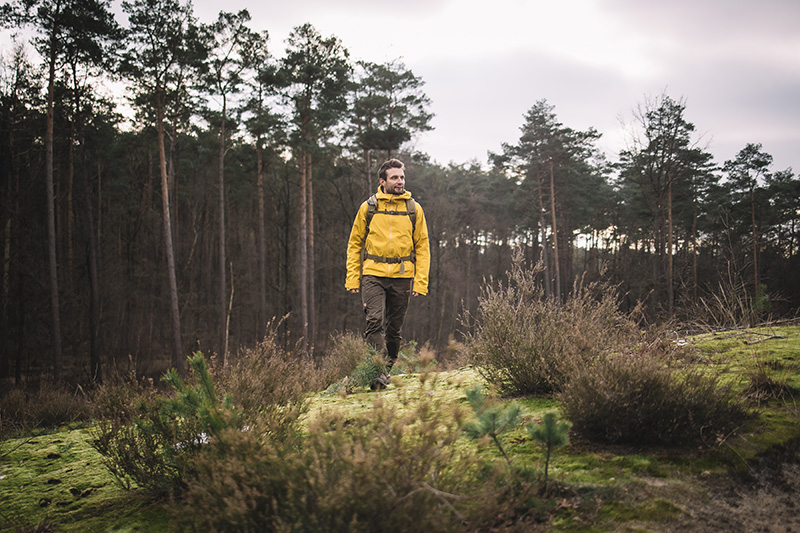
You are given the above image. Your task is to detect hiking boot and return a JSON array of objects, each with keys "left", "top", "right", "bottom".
[{"left": 369, "top": 373, "right": 391, "bottom": 391}]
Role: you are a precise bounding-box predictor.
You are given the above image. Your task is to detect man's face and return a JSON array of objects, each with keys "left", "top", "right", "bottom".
[{"left": 381, "top": 167, "right": 405, "bottom": 195}]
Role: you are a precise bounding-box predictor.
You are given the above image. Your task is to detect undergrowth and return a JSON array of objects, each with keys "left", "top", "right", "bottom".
[
  {"left": 176, "top": 379, "right": 496, "bottom": 532},
  {"left": 4, "top": 289, "right": 798, "bottom": 532},
  {"left": 0, "top": 386, "right": 94, "bottom": 439},
  {"left": 91, "top": 353, "right": 242, "bottom": 495},
  {"left": 465, "top": 254, "right": 640, "bottom": 396},
  {"left": 560, "top": 342, "right": 751, "bottom": 446}
]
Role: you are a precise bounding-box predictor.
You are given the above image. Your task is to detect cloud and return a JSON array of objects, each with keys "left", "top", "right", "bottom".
[
  {"left": 413, "top": 48, "right": 638, "bottom": 165},
  {"left": 8, "top": 0, "right": 791, "bottom": 172}
]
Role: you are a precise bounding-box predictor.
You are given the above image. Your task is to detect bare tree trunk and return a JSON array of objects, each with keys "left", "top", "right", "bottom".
[
  {"left": 667, "top": 177, "right": 674, "bottom": 316},
  {"left": 82, "top": 161, "right": 102, "bottom": 383},
  {"left": 549, "top": 159, "right": 561, "bottom": 302},
  {"left": 97, "top": 161, "right": 103, "bottom": 268},
  {"left": 218, "top": 102, "right": 228, "bottom": 365},
  {"left": 143, "top": 152, "right": 153, "bottom": 216},
  {"left": 256, "top": 143, "right": 267, "bottom": 337},
  {"left": 1, "top": 132, "right": 12, "bottom": 380},
  {"left": 67, "top": 126, "right": 75, "bottom": 289},
  {"left": 299, "top": 148, "right": 309, "bottom": 347},
  {"left": 307, "top": 149, "right": 316, "bottom": 347},
  {"left": 535, "top": 172, "right": 552, "bottom": 299},
  {"left": 14, "top": 254, "right": 23, "bottom": 385},
  {"left": 692, "top": 198, "right": 698, "bottom": 303},
  {"left": 156, "top": 95, "right": 184, "bottom": 376},
  {"left": 751, "top": 187, "right": 758, "bottom": 294},
  {"left": 168, "top": 124, "right": 179, "bottom": 246},
  {"left": 364, "top": 148, "right": 372, "bottom": 196},
  {"left": 75, "top": 89, "right": 102, "bottom": 384},
  {"left": 46, "top": 41, "right": 63, "bottom": 383}
]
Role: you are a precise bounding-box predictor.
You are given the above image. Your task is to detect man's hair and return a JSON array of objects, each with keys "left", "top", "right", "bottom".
[{"left": 378, "top": 158, "right": 405, "bottom": 181}]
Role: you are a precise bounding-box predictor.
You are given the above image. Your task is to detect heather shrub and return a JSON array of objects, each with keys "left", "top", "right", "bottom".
[
  {"left": 322, "top": 339, "right": 438, "bottom": 395},
  {"left": 177, "top": 378, "right": 500, "bottom": 532},
  {"left": 218, "top": 328, "right": 316, "bottom": 411},
  {"left": 743, "top": 355, "right": 797, "bottom": 403},
  {"left": 560, "top": 345, "right": 750, "bottom": 446},
  {"left": 322, "top": 345, "right": 386, "bottom": 395},
  {"left": 92, "top": 369, "right": 158, "bottom": 423},
  {"left": 466, "top": 254, "right": 638, "bottom": 396},
  {"left": 295, "top": 390, "right": 477, "bottom": 532},
  {"left": 174, "top": 422, "right": 304, "bottom": 532},
  {"left": 0, "top": 385, "right": 93, "bottom": 437},
  {"left": 214, "top": 331, "right": 316, "bottom": 443},
  {"left": 91, "top": 353, "right": 241, "bottom": 494},
  {"left": 317, "top": 331, "right": 370, "bottom": 387},
  {"left": 692, "top": 275, "right": 769, "bottom": 329}
]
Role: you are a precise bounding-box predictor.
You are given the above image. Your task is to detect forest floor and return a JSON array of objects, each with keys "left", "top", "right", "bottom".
[
  {"left": 617, "top": 445, "right": 800, "bottom": 532},
  {"left": 677, "top": 461, "right": 800, "bottom": 532},
  {"left": 1, "top": 326, "right": 799, "bottom": 532}
]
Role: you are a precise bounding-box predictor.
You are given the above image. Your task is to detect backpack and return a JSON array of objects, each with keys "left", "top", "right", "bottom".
[
  {"left": 365, "top": 194, "right": 416, "bottom": 235},
  {"left": 361, "top": 194, "right": 417, "bottom": 274}
]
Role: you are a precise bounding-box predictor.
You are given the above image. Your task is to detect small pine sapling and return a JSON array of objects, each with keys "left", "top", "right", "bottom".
[
  {"left": 92, "top": 352, "right": 241, "bottom": 494},
  {"left": 528, "top": 412, "right": 571, "bottom": 493},
  {"left": 161, "top": 352, "right": 239, "bottom": 439},
  {"left": 463, "top": 385, "right": 521, "bottom": 467}
]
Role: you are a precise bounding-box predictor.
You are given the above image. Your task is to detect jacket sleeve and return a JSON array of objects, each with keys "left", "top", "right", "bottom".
[
  {"left": 345, "top": 202, "right": 368, "bottom": 290},
  {"left": 412, "top": 203, "right": 431, "bottom": 295}
]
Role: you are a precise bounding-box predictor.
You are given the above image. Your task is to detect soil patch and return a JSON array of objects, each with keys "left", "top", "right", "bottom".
[{"left": 665, "top": 445, "right": 800, "bottom": 532}]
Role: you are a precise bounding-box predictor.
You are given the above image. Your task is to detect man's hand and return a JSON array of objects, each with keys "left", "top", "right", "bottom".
[
  {"left": 350, "top": 288, "right": 359, "bottom": 294},
  {"left": 413, "top": 292, "right": 421, "bottom": 297}
]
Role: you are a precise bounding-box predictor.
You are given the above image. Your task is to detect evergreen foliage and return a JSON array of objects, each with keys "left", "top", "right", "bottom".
[
  {"left": 91, "top": 353, "right": 241, "bottom": 494},
  {"left": 1, "top": 0, "right": 799, "bottom": 392},
  {"left": 528, "top": 412, "right": 571, "bottom": 494},
  {"left": 463, "top": 385, "right": 521, "bottom": 467}
]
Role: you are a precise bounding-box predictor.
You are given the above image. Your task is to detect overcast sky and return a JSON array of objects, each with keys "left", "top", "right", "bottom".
[
  {"left": 187, "top": 0, "right": 797, "bottom": 173},
  {"left": 5, "top": 0, "right": 797, "bottom": 173},
  {"left": 189, "top": 0, "right": 799, "bottom": 172}
]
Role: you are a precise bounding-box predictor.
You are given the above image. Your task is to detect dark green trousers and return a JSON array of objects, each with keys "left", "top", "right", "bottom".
[{"left": 361, "top": 275, "right": 412, "bottom": 367}]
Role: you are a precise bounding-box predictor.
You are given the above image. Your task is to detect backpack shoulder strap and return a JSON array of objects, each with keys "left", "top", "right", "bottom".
[
  {"left": 365, "top": 194, "right": 378, "bottom": 237},
  {"left": 405, "top": 198, "right": 416, "bottom": 234},
  {"left": 364, "top": 194, "right": 416, "bottom": 239}
]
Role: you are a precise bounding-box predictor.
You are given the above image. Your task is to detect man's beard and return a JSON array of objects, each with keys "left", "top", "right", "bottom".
[{"left": 382, "top": 184, "right": 404, "bottom": 194}]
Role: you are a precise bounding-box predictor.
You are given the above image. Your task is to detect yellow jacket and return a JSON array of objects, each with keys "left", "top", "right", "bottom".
[{"left": 345, "top": 188, "right": 430, "bottom": 295}]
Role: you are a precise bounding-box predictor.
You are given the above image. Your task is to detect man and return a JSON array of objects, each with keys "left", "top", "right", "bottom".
[{"left": 345, "top": 158, "right": 430, "bottom": 389}]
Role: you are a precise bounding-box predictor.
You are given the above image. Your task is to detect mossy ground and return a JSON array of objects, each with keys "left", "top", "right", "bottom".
[
  {"left": 0, "top": 427, "right": 170, "bottom": 532},
  {"left": 2, "top": 326, "right": 799, "bottom": 532}
]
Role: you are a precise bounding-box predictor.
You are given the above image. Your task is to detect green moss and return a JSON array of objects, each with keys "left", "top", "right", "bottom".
[
  {"left": 718, "top": 408, "right": 800, "bottom": 470},
  {"left": 601, "top": 497, "right": 682, "bottom": 523},
  {"left": 0, "top": 427, "right": 169, "bottom": 532},
  {"left": 4, "top": 326, "right": 800, "bottom": 532}
]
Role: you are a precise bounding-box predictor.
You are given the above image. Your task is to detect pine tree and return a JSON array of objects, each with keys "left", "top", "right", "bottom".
[
  {"left": 528, "top": 411, "right": 570, "bottom": 494},
  {"left": 463, "top": 385, "right": 521, "bottom": 467}
]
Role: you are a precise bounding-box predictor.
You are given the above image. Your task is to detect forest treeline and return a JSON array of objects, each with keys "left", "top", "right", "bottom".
[{"left": 1, "top": 0, "right": 798, "bottom": 386}]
